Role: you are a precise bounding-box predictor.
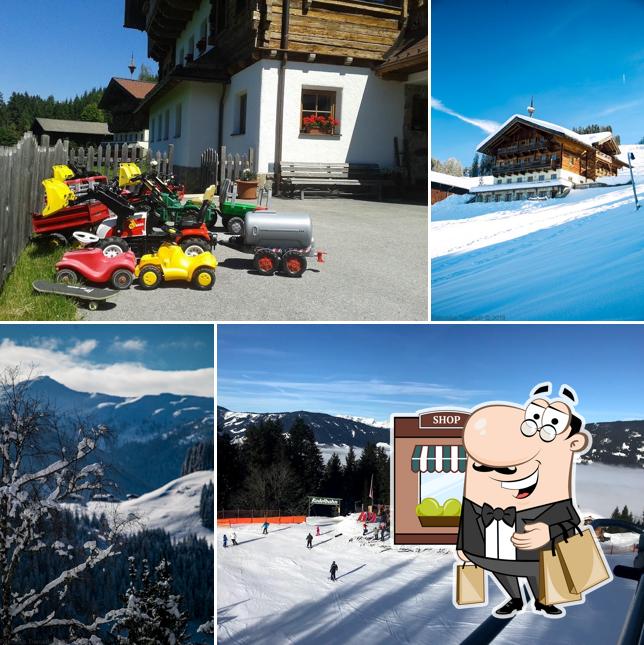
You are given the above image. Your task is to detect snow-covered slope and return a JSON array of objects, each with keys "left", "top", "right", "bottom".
[
  {"left": 432, "top": 145, "right": 644, "bottom": 320},
  {"left": 218, "top": 513, "right": 638, "bottom": 645},
  {"left": 82, "top": 471, "right": 213, "bottom": 544}
]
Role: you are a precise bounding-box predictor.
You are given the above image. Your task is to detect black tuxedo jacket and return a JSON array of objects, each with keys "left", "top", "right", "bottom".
[{"left": 456, "top": 497, "right": 581, "bottom": 561}]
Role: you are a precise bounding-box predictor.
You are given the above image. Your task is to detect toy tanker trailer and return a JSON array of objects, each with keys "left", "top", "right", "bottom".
[{"left": 242, "top": 211, "right": 325, "bottom": 277}]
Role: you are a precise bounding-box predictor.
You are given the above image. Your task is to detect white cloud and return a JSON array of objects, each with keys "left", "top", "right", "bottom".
[
  {"left": 431, "top": 97, "right": 501, "bottom": 135},
  {"left": 111, "top": 338, "right": 147, "bottom": 352},
  {"left": 0, "top": 339, "right": 213, "bottom": 398},
  {"left": 68, "top": 339, "right": 98, "bottom": 356}
]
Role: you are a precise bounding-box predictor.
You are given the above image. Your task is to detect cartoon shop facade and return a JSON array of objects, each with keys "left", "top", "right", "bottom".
[{"left": 393, "top": 409, "right": 471, "bottom": 545}]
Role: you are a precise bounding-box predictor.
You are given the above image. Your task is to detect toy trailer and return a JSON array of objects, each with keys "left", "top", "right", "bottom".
[{"left": 243, "top": 211, "right": 325, "bottom": 277}]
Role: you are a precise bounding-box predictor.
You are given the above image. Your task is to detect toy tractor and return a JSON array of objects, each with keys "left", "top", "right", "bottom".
[
  {"left": 217, "top": 178, "right": 272, "bottom": 235},
  {"left": 135, "top": 242, "right": 217, "bottom": 290}
]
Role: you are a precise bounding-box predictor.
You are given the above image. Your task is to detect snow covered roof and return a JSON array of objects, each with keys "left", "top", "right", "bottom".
[
  {"left": 430, "top": 171, "right": 485, "bottom": 190},
  {"left": 477, "top": 114, "right": 620, "bottom": 154}
]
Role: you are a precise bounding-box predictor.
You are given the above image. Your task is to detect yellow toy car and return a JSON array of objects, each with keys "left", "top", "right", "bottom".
[{"left": 135, "top": 243, "right": 217, "bottom": 290}]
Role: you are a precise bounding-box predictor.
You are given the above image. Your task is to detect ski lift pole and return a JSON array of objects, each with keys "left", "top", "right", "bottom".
[{"left": 627, "top": 152, "right": 640, "bottom": 210}]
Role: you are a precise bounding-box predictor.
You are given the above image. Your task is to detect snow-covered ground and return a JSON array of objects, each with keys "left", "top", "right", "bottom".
[
  {"left": 217, "top": 514, "right": 638, "bottom": 644},
  {"left": 432, "top": 145, "right": 644, "bottom": 320},
  {"left": 218, "top": 462, "right": 643, "bottom": 644},
  {"left": 73, "top": 470, "right": 214, "bottom": 544}
]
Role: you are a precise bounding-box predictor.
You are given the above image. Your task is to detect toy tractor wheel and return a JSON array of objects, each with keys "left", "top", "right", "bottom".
[
  {"left": 111, "top": 269, "right": 134, "bottom": 290},
  {"left": 254, "top": 249, "right": 279, "bottom": 276},
  {"left": 88, "top": 302, "right": 98, "bottom": 311},
  {"left": 227, "top": 217, "right": 244, "bottom": 236},
  {"left": 192, "top": 267, "right": 216, "bottom": 290},
  {"left": 180, "top": 237, "right": 210, "bottom": 256},
  {"left": 281, "top": 251, "right": 307, "bottom": 278},
  {"left": 98, "top": 237, "right": 129, "bottom": 258},
  {"left": 138, "top": 266, "right": 163, "bottom": 290},
  {"left": 55, "top": 269, "right": 79, "bottom": 285}
]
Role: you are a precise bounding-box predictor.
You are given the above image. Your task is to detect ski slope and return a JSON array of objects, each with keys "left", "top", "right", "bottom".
[
  {"left": 78, "top": 470, "right": 214, "bottom": 544},
  {"left": 432, "top": 146, "right": 644, "bottom": 320},
  {"left": 218, "top": 464, "right": 642, "bottom": 644},
  {"left": 217, "top": 514, "right": 638, "bottom": 645}
]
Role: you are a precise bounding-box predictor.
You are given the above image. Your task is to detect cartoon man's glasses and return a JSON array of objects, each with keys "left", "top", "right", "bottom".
[
  {"left": 520, "top": 402, "right": 570, "bottom": 442},
  {"left": 520, "top": 419, "right": 557, "bottom": 442}
]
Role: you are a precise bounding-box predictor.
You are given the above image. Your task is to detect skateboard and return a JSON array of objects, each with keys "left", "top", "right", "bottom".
[{"left": 32, "top": 280, "right": 118, "bottom": 311}]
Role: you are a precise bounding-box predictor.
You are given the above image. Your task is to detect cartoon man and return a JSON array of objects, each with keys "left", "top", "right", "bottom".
[{"left": 456, "top": 383, "right": 590, "bottom": 618}]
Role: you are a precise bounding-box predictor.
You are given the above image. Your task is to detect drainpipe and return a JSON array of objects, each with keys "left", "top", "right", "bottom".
[
  {"left": 273, "top": 0, "right": 290, "bottom": 194},
  {"left": 218, "top": 83, "right": 227, "bottom": 152}
]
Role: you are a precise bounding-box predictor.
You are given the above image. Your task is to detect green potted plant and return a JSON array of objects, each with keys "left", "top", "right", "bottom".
[{"left": 237, "top": 168, "right": 258, "bottom": 199}]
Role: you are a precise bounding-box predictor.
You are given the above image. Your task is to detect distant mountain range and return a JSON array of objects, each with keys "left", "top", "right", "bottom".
[
  {"left": 217, "top": 406, "right": 390, "bottom": 448},
  {"left": 218, "top": 406, "right": 644, "bottom": 468},
  {"left": 18, "top": 376, "right": 214, "bottom": 496}
]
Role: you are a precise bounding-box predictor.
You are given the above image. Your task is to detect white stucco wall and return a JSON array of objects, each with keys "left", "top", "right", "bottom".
[
  {"left": 276, "top": 62, "right": 404, "bottom": 171},
  {"left": 222, "top": 60, "right": 405, "bottom": 174},
  {"left": 221, "top": 61, "right": 269, "bottom": 169},
  {"left": 149, "top": 81, "right": 221, "bottom": 168}
]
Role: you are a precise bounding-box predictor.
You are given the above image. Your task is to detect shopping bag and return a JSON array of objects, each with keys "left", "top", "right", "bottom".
[
  {"left": 539, "top": 544, "right": 582, "bottom": 605},
  {"left": 556, "top": 526, "right": 611, "bottom": 594},
  {"left": 455, "top": 563, "right": 486, "bottom": 605}
]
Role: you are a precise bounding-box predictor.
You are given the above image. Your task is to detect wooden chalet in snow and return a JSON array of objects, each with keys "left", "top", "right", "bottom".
[
  {"left": 98, "top": 78, "right": 156, "bottom": 148},
  {"left": 470, "top": 114, "right": 627, "bottom": 202},
  {"left": 123, "top": 0, "right": 427, "bottom": 190}
]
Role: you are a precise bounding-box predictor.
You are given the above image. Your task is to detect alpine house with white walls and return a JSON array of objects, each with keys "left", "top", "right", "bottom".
[{"left": 123, "top": 0, "right": 427, "bottom": 191}]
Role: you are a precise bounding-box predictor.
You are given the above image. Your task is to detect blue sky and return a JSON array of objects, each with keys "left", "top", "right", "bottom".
[
  {"left": 0, "top": 324, "right": 214, "bottom": 397},
  {"left": 0, "top": 1, "right": 156, "bottom": 100},
  {"left": 218, "top": 324, "right": 644, "bottom": 422},
  {"left": 431, "top": 0, "right": 644, "bottom": 166}
]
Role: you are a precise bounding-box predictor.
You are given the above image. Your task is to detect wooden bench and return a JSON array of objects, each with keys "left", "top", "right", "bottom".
[{"left": 279, "top": 162, "right": 390, "bottom": 200}]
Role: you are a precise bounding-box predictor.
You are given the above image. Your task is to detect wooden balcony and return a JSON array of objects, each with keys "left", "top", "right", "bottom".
[
  {"left": 594, "top": 149, "right": 613, "bottom": 164},
  {"left": 493, "top": 159, "right": 557, "bottom": 175},
  {"left": 496, "top": 140, "right": 554, "bottom": 156}
]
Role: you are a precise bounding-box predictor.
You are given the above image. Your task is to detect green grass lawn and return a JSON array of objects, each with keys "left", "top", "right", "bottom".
[{"left": 0, "top": 240, "right": 77, "bottom": 320}]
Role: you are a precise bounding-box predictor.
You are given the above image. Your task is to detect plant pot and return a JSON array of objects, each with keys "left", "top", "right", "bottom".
[{"left": 237, "top": 180, "right": 258, "bottom": 200}]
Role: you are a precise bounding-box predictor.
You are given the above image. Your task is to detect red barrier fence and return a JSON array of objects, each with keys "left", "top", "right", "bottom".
[{"left": 217, "top": 516, "right": 306, "bottom": 527}]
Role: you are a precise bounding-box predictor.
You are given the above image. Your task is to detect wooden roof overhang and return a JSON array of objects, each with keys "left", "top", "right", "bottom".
[
  {"left": 377, "top": 35, "right": 428, "bottom": 80},
  {"left": 98, "top": 78, "right": 154, "bottom": 112},
  {"left": 430, "top": 180, "right": 468, "bottom": 195},
  {"left": 134, "top": 60, "right": 229, "bottom": 113},
  {"left": 125, "top": 0, "right": 202, "bottom": 61}
]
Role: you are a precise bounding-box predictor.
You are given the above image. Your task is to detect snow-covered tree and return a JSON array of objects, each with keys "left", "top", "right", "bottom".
[
  {"left": 0, "top": 368, "right": 125, "bottom": 643},
  {"left": 111, "top": 557, "right": 189, "bottom": 644}
]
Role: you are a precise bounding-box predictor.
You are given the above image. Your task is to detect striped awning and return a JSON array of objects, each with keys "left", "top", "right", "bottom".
[{"left": 411, "top": 445, "right": 467, "bottom": 473}]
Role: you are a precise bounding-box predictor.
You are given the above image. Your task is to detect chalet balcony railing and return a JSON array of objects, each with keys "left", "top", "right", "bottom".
[
  {"left": 496, "top": 140, "right": 554, "bottom": 156},
  {"left": 594, "top": 150, "right": 613, "bottom": 164},
  {"left": 493, "top": 159, "right": 558, "bottom": 175}
]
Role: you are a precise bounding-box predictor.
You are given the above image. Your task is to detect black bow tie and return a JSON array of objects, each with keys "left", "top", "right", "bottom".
[{"left": 481, "top": 503, "right": 516, "bottom": 528}]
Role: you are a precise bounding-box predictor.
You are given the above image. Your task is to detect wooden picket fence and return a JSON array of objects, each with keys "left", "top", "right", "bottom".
[
  {"left": 200, "top": 145, "right": 255, "bottom": 189},
  {"left": 68, "top": 143, "right": 174, "bottom": 179},
  {"left": 0, "top": 132, "right": 66, "bottom": 288}
]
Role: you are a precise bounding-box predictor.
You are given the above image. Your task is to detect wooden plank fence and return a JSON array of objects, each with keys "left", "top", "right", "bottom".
[
  {"left": 68, "top": 143, "right": 174, "bottom": 179},
  {"left": 0, "top": 132, "right": 66, "bottom": 288},
  {"left": 200, "top": 145, "right": 255, "bottom": 189}
]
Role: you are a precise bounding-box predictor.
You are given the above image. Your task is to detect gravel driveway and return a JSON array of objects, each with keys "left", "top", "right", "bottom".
[{"left": 82, "top": 197, "right": 428, "bottom": 321}]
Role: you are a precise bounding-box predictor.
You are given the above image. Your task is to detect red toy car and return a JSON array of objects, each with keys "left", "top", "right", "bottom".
[{"left": 55, "top": 248, "right": 136, "bottom": 290}]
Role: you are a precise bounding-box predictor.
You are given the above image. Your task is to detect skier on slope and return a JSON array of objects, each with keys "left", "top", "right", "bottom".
[
  {"left": 306, "top": 533, "right": 313, "bottom": 549},
  {"left": 262, "top": 521, "right": 269, "bottom": 535},
  {"left": 232, "top": 532, "right": 238, "bottom": 546},
  {"left": 362, "top": 523, "right": 368, "bottom": 536},
  {"left": 223, "top": 534, "right": 228, "bottom": 548},
  {"left": 330, "top": 561, "right": 339, "bottom": 581},
  {"left": 316, "top": 526, "right": 321, "bottom": 537}
]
